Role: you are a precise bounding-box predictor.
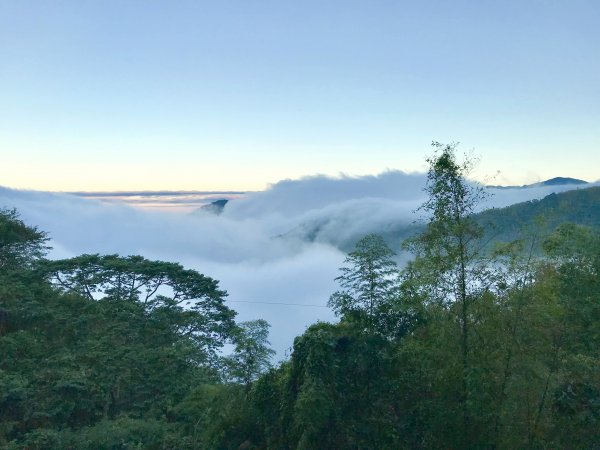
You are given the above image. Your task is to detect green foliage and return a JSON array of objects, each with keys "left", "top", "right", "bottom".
[
  {"left": 224, "top": 319, "right": 276, "bottom": 389},
  {"left": 539, "top": 224, "right": 600, "bottom": 447},
  {"left": 0, "top": 208, "right": 48, "bottom": 270},
  {"left": 7, "top": 417, "right": 183, "bottom": 450},
  {"left": 0, "top": 211, "right": 240, "bottom": 448},
  {"left": 329, "top": 233, "right": 412, "bottom": 337},
  {"left": 175, "top": 383, "right": 261, "bottom": 449},
  {"left": 39, "top": 253, "right": 237, "bottom": 360},
  {"left": 0, "top": 276, "right": 216, "bottom": 446},
  {"left": 477, "top": 185, "right": 600, "bottom": 245},
  {"left": 402, "top": 142, "right": 492, "bottom": 447},
  {"left": 250, "top": 322, "right": 404, "bottom": 449},
  {"left": 403, "top": 142, "right": 487, "bottom": 293}
]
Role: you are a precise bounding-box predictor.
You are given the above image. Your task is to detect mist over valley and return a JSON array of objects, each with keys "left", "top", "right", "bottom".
[{"left": 2, "top": 171, "right": 596, "bottom": 356}]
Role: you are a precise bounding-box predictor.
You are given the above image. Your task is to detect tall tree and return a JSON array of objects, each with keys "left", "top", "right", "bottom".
[
  {"left": 328, "top": 234, "right": 402, "bottom": 336},
  {"left": 403, "top": 142, "right": 492, "bottom": 446}
]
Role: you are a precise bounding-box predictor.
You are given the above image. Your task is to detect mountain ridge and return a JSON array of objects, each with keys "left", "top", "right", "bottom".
[{"left": 487, "top": 176, "right": 588, "bottom": 190}]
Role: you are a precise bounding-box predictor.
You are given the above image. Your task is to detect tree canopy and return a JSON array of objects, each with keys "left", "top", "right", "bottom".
[
  {"left": 39, "top": 254, "right": 237, "bottom": 359},
  {"left": 0, "top": 208, "right": 48, "bottom": 270}
]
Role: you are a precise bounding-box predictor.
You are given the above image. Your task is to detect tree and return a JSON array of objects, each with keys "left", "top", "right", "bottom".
[
  {"left": 328, "top": 234, "right": 403, "bottom": 336},
  {"left": 403, "top": 142, "right": 491, "bottom": 446},
  {"left": 39, "top": 254, "right": 237, "bottom": 361},
  {"left": 0, "top": 208, "right": 48, "bottom": 270},
  {"left": 224, "top": 319, "right": 275, "bottom": 390}
]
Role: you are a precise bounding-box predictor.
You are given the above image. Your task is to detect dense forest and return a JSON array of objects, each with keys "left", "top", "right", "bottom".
[{"left": 2, "top": 144, "right": 599, "bottom": 449}]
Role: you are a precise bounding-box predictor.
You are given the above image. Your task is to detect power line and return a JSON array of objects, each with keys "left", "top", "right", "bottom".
[{"left": 227, "top": 300, "right": 329, "bottom": 308}]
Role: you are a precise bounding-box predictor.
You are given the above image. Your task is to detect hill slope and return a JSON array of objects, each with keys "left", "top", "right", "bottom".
[{"left": 476, "top": 185, "right": 600, "bottom": 243}]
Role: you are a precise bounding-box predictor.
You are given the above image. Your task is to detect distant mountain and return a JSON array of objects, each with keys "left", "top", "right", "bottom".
[
  {"left": 198, "top": 199, "right": 229, "bottom": 215},
  {"left": 487, "top": 177, "right": 588, "bottom": 190},
  {"left": 538, "top": 177, "right": 588, "bottom": 186}
]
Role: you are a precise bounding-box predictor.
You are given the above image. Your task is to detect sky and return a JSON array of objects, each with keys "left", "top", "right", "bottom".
[{"left": 1, "top": 0, "right": 599, "bottom": 191}]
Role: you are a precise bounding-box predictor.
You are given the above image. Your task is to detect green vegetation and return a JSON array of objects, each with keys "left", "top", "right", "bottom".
[
  {"left": 477, "top": 185, "right": 600, "bottom": 244},
  {"left": 2, "top": 145, "right": 600, "bottom": 448}
]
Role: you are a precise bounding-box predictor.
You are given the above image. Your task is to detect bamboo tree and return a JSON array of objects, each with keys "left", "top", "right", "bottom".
[{"left": 403, "top": 142, "right": 489, "bottom": 446}]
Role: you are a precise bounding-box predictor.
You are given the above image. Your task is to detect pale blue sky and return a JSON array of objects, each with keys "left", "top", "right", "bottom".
[{"left": 1, "top": 0, "right": 598, "bottom": 191}]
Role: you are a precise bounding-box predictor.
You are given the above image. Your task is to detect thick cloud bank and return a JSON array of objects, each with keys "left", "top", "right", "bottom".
[
  {"left": 0, "top": 172, "right": 594, "bottom": 356},
  {"left": 224, "top": 172, "right": 597, "bottom": 250}
]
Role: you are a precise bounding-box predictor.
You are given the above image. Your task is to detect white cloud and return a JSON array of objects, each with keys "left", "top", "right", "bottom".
[{"left": 1, "top": 173, "right": 595, "bottom": 356}]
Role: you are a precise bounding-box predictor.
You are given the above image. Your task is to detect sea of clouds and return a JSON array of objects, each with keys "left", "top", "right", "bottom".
[{"left": 1, "top": 171, "right": 595, "bottom": 357}]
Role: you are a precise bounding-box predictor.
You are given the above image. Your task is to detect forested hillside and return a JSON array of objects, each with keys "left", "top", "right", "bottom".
[
  {"left": 476, "top": 185, "right": 600, "bottom": 244},
  {"left": 2, "top": 145, "right": 599, "bottom": 449},
  {"left": 0, "top": 209, "right": 270, "bottom": 448}
]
